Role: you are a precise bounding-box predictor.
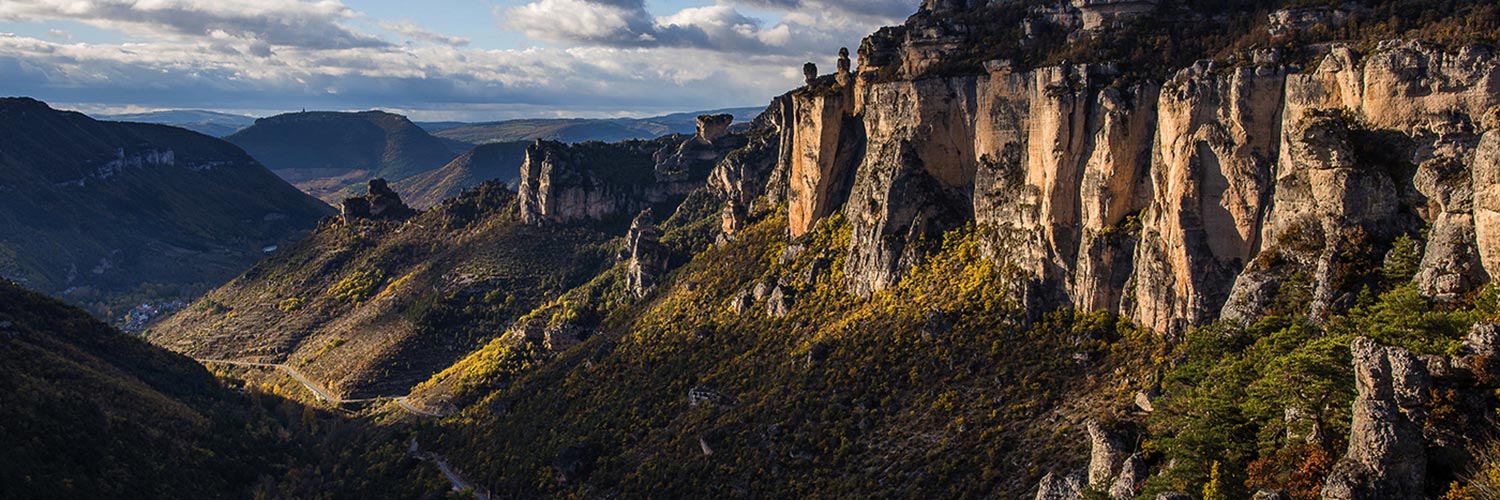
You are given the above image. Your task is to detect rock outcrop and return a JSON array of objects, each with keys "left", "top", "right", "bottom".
[
  {"left": 341, "top": 178, "right": 416, "bottom": 222},
  {"left": 1033, "top": 420, "right": 1143, "bottom": 500},
  {"left": 1322, "top": 337, "right": 1431, "bottom": 500},
  {"left": 624, "top": 209, "right": 666, "bottom": 298},
  {"left": 1034, "top": 471, "right": 1083, "bottom": 500},
  {"left": 714, "top": 5, "right": 1500, "bottom": 332}
]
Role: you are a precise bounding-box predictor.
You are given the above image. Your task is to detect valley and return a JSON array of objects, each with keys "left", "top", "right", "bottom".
[{"left": 6, "top": 0, "right": 1500, "bottom": 498}]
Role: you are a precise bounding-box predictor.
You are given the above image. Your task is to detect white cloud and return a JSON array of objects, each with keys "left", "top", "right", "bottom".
[
  {"left": 380, "top": 20, "right": 470, "bottom": 47},
  {"left": 501, "top": 0, "right": 911, "bottom": 56},
  {"left": 0, "top": 0, "right": 385, "bottom": 49}
]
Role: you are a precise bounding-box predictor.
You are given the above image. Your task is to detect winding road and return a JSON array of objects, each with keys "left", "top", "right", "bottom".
[
  {"left": 197, "top": 359, "right": 485, "bottom": 497},
  {"left": 196, "top": 359, "right": 383, "bottom": 404}
]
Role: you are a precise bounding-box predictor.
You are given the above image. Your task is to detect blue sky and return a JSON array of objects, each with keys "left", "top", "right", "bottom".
[{"left": 0, "top": 0, "right": 917, "bottom": 120}]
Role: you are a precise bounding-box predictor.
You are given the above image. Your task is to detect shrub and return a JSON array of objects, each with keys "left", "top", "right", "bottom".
[{"left": 330, "top": 269, "right": 385, "bottom": 304}]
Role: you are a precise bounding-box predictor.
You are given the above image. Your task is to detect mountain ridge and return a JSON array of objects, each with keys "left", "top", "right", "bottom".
[{"left": 0, "top": 97, "right": 334, "bottom": 327}]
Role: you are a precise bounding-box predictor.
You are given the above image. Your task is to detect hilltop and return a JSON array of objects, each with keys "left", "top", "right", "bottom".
[{"left": 226, "top": 110, "right": 460, "bottom": 202}]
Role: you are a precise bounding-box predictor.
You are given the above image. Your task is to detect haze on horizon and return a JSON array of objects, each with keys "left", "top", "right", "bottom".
[{"left": 0, "top": 0, "right": 918, "bottom": 121}]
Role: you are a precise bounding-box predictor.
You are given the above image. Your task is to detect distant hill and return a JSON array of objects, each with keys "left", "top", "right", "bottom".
[
  {"left": 424, "top": 107, "right": 764, "bottom": 144},
  {"left": 0, "top": 98, "right": 334, "bottom": 326},
  {"left": 100, "top": 109, "right": 257, "bottom": 137},
  {"left": 226, "top": 110, "right": 459, "bottom": 202},
  {"left": 394, "top": 141, "right": 530, "bottom": 209}
]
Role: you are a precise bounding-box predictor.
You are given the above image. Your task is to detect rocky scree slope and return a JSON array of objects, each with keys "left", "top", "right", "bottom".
[{"left": 0, "top": 98, "right": 333, "bottom": 327}]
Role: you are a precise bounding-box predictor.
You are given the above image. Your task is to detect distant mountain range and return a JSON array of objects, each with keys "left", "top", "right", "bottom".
[
  {"left": 92, "top": 106, "right": 767, "bottom": 206},
  {"left": 95, "top": 107, "right": 767, "bottom": 144},
  {"left": 419, "top": 107, "right": 764, "bottom": 144},
  {"left": 100, "top": 109, "right": 257, "bottom": 137},
  {"left": 0, "top": 98, "right": 333, "bottom": 325}
]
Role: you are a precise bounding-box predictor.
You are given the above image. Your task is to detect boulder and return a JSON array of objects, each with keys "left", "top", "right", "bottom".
[
  {"left": 1252, "top": 490, "right": 1290, "bottom": 500},
  {"left": 767, "top": 286, "right": 792, "bottom": 318},
  {"left": 340, "top": 197, "right": 371, "bottom": 222},
  {"left": 697, "top": 114, "right": 733, "bottom": 144},
  {"left": 1133, "top": 389, "right": 1157, "bottom": 413},
  {"left": 1465, "top": 323, "right": 1500, "bottom": 356},
  {"left": 1087, "top": 420, "right": 1127, "bottom": 487},
  {"left": 728, "top": 289, "right": 753, "bottom": 314},
  {"left": 365, "top": 178, "right": 415, "bottom": 218},
  {"left": 1034, "top": 471, "right": 1083, "bottom": 500},
  {"left": 1108, "top": 453, "right": 1147, "bottom": 500}
]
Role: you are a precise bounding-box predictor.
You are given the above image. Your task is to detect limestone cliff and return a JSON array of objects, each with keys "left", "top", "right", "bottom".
[
  {"left": 521, "top": 115, "right": 746, "bottom": 226},
  {"left": 714, "top": 6, "right": 1500, "bottom": 332}
]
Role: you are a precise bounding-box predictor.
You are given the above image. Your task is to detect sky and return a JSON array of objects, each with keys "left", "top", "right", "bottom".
[{"left": 0, "top": 0, "right": 919, "bottom": 121}]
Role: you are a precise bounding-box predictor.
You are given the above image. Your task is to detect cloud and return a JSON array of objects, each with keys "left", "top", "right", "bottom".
[
  {"left": 739, "top": 0, "right": 916, "bottom": 23},
  {"left": 0, "top": 0, "right": 386, "bottom": 49},
  {"left": 381, "top": 20, "right": 470, "bottom": 47},
  {"left": 501, "top": 0, "right": 913, "bottom": 55},
  {"left": 504, "top": 0, "right": 657, "bottom": 47}
]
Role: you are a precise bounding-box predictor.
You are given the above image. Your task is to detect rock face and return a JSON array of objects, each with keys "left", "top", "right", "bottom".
[
  {"left": 624, "top": 209, "right": 666, "bottom": 298},
  {"left": 710, "top": 96, "right": 792, "bottom": 221},
  {"left": 717, "top": 6, "right": 1500, "bottom": 332},
  {"left": 1322, "top": 337, "right": 1431, "bottom": 500}
]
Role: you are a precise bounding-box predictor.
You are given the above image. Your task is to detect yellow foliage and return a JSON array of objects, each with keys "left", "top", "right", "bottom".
[{"left": 277, "top": 297, "right": 305, "bottom": 312}]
